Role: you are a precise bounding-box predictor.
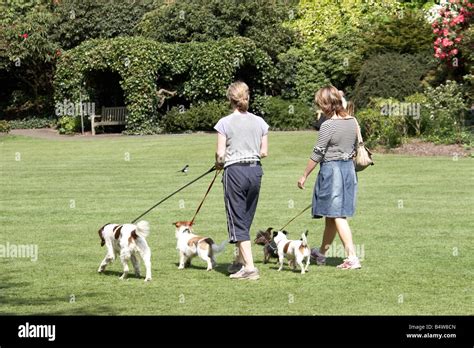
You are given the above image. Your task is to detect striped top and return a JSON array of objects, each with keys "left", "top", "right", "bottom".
[{"left": 310, "top": 117, "right": 358, "bottom": 163}]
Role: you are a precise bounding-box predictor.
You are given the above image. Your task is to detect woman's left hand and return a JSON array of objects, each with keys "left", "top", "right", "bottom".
[{"left": 297, "top": 176, "right": 306, "bottom": 190}]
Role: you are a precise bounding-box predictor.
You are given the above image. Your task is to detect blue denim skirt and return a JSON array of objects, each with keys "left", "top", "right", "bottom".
[{"left": 312, "top": 160, "right": 357, "bottom": 219}]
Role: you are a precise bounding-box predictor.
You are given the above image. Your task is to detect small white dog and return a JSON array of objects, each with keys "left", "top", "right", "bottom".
[
  {"left": 174, "top": 221, "right": 227, "bottom": 271},
  {"left": 97, "top": 220, "right": 152, "bottom": 281},
  {"left": 273, "top": 230, "right": 311, "bottom": 274}
]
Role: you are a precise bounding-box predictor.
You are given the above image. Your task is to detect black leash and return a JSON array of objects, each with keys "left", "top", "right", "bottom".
[
  {"left": 279, "top": 203, "right": 312, "bottom": 231},
  {"left": 189, "top": 168, "right": 222, "bottom": 226},
  {"left": 130, "top": 165, "right": 216, "bottom": 224}
]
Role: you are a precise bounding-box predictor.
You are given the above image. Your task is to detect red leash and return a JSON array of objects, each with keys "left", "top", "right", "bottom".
[{"left": 189, "top": 168, "right": 222, "bottom": 226}]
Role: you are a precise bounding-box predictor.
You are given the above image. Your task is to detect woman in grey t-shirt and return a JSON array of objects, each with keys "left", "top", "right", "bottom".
[{"left": 214, "top": 81, "right": 269, "bottom": 280}]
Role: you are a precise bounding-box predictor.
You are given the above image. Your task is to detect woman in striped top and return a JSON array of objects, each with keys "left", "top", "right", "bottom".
[{"left": 297, "top": 86, "right": 362, "bottom": 270}]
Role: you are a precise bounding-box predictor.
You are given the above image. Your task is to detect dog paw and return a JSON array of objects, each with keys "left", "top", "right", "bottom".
[
  {"left": 119, "top": 274, "right": 126, "bottom": 280},
  {"left": 178, "top": 265, "right": 185, "bottom": 270},
  {"left": 144, "top": 277, "right": 152, "bottom": 282}
]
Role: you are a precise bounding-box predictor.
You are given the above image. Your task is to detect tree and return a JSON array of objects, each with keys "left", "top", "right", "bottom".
[
  {"left": 137, "top": 0, "right": 298, "bottom": 61},
  {"left": 0, "top": 5, "right": 59, "bottom": 118},
  {"left": 51, "top": 0, "right": 158, "bottom": 50}
]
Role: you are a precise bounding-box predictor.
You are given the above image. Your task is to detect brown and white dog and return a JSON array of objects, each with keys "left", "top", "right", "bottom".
[
  {"left": 174, "top": 221, "right": 227, "bottom": 271},
  {"left": 254, "top": 227, "right": 279, "bottom": 264},
  {"left": 97, "top": 220, "right": 152, "bottom": 281},
  {"left": 273, "top": 230, "right": 310, "bottom": 274}
]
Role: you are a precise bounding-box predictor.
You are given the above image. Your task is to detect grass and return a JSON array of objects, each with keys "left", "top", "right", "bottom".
[{"left": 0, "top": 131, "right": 473, "bottom": 315}]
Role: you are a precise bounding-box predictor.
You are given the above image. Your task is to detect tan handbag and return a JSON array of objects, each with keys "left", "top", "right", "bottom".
[{"left": 354, "top": 118, "right": 374, "bottom": 172}]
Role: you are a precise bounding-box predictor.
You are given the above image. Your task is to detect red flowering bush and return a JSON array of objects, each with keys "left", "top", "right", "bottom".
[{"left": 432, "top": 0, "right": 473, "bottom": 64}]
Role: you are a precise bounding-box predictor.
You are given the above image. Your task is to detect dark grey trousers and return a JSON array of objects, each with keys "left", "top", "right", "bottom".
[{"left": 222, "top": 164, "right": 263, "bottom": 243}]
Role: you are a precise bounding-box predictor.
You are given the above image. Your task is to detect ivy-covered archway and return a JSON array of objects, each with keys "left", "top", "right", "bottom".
[{"left": 54, "top": 36, "right": 275, "bottom": 134}]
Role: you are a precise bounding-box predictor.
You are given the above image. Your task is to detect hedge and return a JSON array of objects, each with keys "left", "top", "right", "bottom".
[{"left": 54, "top": 36, "right": 275, "bottom": 134}]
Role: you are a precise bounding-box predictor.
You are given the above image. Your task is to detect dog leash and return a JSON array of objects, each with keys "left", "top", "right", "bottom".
[
  {"left": 189, "top": 168, "right": 222, "bottom": 226},
  {"left": 279, "top": 203, "right": 312, "bottom": 231},
  {"left": 130, "top": 165, "right": 217, "bottom": 224}
]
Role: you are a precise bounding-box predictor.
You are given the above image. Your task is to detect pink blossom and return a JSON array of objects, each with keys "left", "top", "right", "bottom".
[
  {"left": 450, "top": 48, "right": 459, "bottom": 56},
  {"left": 442, "top": 38, "right": 454, "bottom": 47}
]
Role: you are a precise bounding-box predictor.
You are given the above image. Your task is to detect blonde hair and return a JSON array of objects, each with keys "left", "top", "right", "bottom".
[
  {"left": 315, "top": 86, "right": 349, "bottom": 118},
  {"left": 227, "top": 81, "right": 249, "bottom": 112}
]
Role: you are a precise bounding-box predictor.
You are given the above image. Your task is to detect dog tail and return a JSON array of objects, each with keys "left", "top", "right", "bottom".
[
  {"left": 212, "top": 240, "right": 228, "bottom": 254},
  {"left": 301, "top": 230, "right": 309, "bottom": 247},
  {"left": 136, "top": 220, "right": 150, "bottom": 239}
]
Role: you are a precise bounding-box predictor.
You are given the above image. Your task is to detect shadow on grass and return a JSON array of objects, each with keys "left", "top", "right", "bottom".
[
  {"left": 97, "top": 269, "right": 143, "bottom": 280},
  {"left": 171, "top": 261, "right": 231, "bottom": 277},
  {"left": 0, "top": 273, "right": 118, "bottom": 315},
  {"left": 325, "top": 257, "right": 344, "bottom": 267}
]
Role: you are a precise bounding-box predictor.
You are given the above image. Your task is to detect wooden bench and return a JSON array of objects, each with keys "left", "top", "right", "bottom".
[{"left": 90, "top": 106, "right": 127, "bottom": 135}]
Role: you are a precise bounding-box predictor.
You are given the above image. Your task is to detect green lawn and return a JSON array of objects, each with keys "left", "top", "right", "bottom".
[{"left": 1, "top": 131, "right": 473, "bottom": 315}]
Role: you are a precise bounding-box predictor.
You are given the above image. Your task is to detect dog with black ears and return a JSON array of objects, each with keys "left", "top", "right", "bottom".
[{"left": 254, "top": 227, "right": 279, "bottom": 264}]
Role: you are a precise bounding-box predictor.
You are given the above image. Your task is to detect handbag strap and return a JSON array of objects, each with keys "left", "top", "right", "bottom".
[{"left": 353, "top": 117, "right": 364, "bottom": 145}]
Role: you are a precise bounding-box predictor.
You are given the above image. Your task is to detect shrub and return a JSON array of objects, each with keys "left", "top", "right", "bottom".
[
  {"left": 252, "top": 96, "right": 314, "bottom": 130},
  {"left": 360, "top": 10, "right": 433, "bottom": 56},
  {"left": 54, "top": 36, "right": 275, "bottom": 134},
  {"left": 161, "top": 100, "right": 230, "bottom": 133},
  {"left": 422, "top": 80, "right": 469, "bottom": 144},
  {"left": 0, "top": 120, "right": 11, "bottom": 133},
  {"left": 57, "top": 115, "right": 81, "bottom": 135},
  {"left": 353, "top": 52, "right": 435, "bottom": 108},
  {"left": 9, "top": 117, "right": 55, "bottom": 129}
]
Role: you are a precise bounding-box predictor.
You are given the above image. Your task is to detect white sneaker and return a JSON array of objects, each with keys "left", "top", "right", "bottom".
[
  {"left": 336, "top": 257, "right": 361, "bottom": 270},
  {"left": 229, "top": 266, "right": 245, "bottom": 278}
]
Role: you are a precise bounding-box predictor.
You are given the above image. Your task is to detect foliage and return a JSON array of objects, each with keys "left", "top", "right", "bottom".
[
  {"left": 276, "top": 24, "right": 362, "bottom": 102},
  {"left": 57, "top": 115, "right": 81, "bottom": 135},
  {"left": 276, "top": 47, "right": 330, "bottom": 102},
  {"left": 252, "top": 96, "right": 314, "bottom": 131},
  {"left": 138, "top": 0, "right": 298, "bottom": 61},
  {"left": 356, "top": 98, "right": 406, "bottom": 148},
  {"left": 353, "top": 52, "right": 435, "bottom": 108},
  {"left": 422, "top": 80, "right": 469, "bottom": 144},
  {"left": 431, "top": 0, "right": 473, "bottom": 64},
  {"left": 289, "top": 0, "right": 401, "bottom": 48},
  {"left": 54, "top": 36, "right": 275, "bottom": 134},
  {"left": 356, "top": 81, "right": 470, "bottom": 148},
  {"left": 360, "top": 10, "right": 434, "bottom": 56},
  {"left": 51, "top": 0, "right": 158, "bottom": 50},
  {"left": 161, "top": 100, "right": 230, "bottom": 133},
  {"left": 0, "top": 120, "right": 11, "bottom": 133},
  {"left": 0, "top": 0, "right": 44, "bottom": 25},
  {"left": 0, "top": 4, "right": 59, "bottom": 118},
  {"left": 9, "top": 117, "right": 56, "bottom": 129}
]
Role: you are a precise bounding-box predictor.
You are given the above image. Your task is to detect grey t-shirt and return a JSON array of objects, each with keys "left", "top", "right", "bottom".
[{"left": 214, "top": 111, "right": 269, "bottom": 167}]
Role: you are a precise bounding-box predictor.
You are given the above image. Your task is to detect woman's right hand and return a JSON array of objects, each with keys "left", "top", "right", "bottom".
[{"left": 297, "top": 175, "right": 306, "bottom": 190}]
